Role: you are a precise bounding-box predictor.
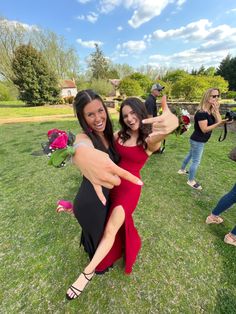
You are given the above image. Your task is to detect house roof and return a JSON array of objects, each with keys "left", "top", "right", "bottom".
[{"left": 60, "top": 79, "right": 76, "bottom": 89}]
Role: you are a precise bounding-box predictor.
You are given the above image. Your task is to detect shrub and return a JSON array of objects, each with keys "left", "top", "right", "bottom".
[
  {"left": 63, "top": 96, "right": 74, "bottom": 104},
  {"left": 119, "top": 78, "right": 143, "bottom": 96},
  {"left": 89, "top": 79, "right": 113, "bottom": 96},
  {"left": 225, "top": 91, "right": 236, "bottom": 100}
]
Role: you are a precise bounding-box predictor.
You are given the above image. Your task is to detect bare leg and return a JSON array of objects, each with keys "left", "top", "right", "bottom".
[{"left": 66, "top": 205, "right": 125, "bottom": 299}]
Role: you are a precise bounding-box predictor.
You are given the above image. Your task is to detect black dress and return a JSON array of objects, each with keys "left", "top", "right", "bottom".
[{"left": 73, "top": 147, "right": 115, "bottom": 260}]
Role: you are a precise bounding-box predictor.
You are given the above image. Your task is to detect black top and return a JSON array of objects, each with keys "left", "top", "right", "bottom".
[
  {"left": 190, "top": 111, "right": 215, "bottom": 143},
  {"left": 145, "top": 94, "right": 157, "bottom": 117}
]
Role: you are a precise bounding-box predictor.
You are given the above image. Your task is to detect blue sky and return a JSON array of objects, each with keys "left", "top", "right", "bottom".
[{"left": 1, "top": 0, "right": 236, "bottom": 72}]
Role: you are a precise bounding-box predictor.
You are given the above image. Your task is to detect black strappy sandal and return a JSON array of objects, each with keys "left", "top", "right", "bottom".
[{"left": 66, "top": 271, "right": 95, "bottom": 300}]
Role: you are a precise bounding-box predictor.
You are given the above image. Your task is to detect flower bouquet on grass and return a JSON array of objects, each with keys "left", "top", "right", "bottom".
[{"left": 42, "top": 128, "right": 76, "bottom": 168}]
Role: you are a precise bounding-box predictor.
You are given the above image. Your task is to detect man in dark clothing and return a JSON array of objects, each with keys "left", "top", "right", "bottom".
[
  {"left": 145, "top": 83, "right": 165, "bottom": 153},
  {"left": 145, "top": 83, "right": 165, "bottom": 117}
]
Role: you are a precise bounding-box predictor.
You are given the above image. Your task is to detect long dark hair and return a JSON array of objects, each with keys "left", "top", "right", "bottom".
[
  {"left": 118, "top": 97, "right": 151, "bottom": 149},
  {"left": 73, "top": 89, "right": 119, "bottom": 161}
]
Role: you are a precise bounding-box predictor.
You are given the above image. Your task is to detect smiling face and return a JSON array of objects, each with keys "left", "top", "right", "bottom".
[
  {"left": 121, "top": 105, "right": 140, "bottom": 131},
  {"left": 83, "top": 99, "right": 107, "bottom": 135}
]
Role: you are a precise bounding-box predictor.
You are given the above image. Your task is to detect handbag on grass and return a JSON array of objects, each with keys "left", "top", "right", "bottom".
[{"left": 228, "top": 147, "right": 236, "bottom": 162}]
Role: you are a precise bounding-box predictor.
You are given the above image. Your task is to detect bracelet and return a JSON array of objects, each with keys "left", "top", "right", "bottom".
[{"left": 73, "top": 141, "right": 93, "bottom": 149}]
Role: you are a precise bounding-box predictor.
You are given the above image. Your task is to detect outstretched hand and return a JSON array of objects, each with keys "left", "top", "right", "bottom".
[
  {"left": 142, "top": 95, "right": 179, "bottom": 138},
  {"left": 72, "top": 146, "right": 143, "bottom": 205}
]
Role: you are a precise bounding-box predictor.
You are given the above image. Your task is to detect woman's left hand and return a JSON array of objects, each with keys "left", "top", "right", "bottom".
[{"left": 142, "top": 95, "right": 179, "bottom": 138}]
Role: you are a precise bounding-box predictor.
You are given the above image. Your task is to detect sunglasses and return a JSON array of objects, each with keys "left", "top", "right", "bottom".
[{"left": 211, "top": 95, "right": 220, "bottom": 98}]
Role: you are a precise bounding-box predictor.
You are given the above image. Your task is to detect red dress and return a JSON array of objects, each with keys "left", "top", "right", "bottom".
[{"left": 96, "top": 140, "right": 149, "bottom": 274}]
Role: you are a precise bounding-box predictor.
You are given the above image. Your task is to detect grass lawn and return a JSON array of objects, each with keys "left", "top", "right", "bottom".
[
  {"left": 0, "top": 103, "right": 74, "bottom": 119},
  {"left": 1, "top": 119, "right": 236, "bottom": 313}
]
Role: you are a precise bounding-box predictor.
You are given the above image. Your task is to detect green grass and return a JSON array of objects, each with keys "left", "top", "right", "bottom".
[
  {"left": 0, "top": 100, "right": 26, "bottom": 107},
  {"left": 0, "top": 105, "right": 73, "bottom": 118},
  {"left": 1, "top": 120, "right": 236, "bottom": 313}
]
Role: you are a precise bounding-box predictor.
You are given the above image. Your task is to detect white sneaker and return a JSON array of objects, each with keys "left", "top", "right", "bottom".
[
  {"left": 187, "top": 180, "right": 202, "bottom": 190},
  {"left": 177, "top": 169, "right": 188, "bottom": 175}
]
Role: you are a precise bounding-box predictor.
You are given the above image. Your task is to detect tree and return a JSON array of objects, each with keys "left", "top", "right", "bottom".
[
  {"left": 0, "top": 17, "right": 29, "bottom": 81},
  {"left": 163, "top": 69, "right": 188, "bottom": 84},
  {"left": 0, "top": 18, "right": 80, "bottom": 83},
  {"left": 87, "top": 44, "right": 110, "bottom": 80},
  {"left": 172, "top": 74, "right": 228, "bottom": 100},
  {"left": 119, "top": 77, "right": 143, "bottom": 96},
  {"left": 12, "top": 44, "right": 60, "bottom": 105},
  {"left": 31, "top": 30, "right": 80, "bottom": 80},
  {"left": 216, "top": 54, "right": 236, "bottom": 90},
  {"left": 112, "top": 63, "right": 134, "bottom": 79},
  {"left": 128, "top": 72, "right": 152, "bottom": 94}
]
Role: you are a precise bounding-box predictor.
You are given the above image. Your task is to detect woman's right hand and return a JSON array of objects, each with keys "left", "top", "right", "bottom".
[{"left": 72, "top": 146, "right": 143, "bottom": 205}]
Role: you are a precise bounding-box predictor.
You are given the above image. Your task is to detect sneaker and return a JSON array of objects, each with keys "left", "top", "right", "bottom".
[
  {"left": 177, "top": 169, "right": 189, "bottom": 175},
  {"left": 205, "top": 215, "right": 223, "bottom": 224},
  {"left": 224, "top": 233, "right": 236, "bottom": 247},
  {"left": 187, "top": 180, "right": 202, "bottom": 190}
]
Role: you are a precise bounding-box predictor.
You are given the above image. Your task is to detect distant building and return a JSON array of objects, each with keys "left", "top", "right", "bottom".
[{"left": 60, "top": 79, "right": 77, "bottom": 98}]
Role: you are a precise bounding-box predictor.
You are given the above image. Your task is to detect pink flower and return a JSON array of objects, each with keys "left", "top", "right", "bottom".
[
  {"left": 47, "top": 129, "right": 67, "bottom": 138},
  {"left": 50, "top": 133, "right": 68, "bottom": 149}
]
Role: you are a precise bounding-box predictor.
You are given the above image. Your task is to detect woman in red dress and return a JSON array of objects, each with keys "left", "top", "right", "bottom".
[{"left": 66, "top": 96, "right": 178, "bottom": 300}]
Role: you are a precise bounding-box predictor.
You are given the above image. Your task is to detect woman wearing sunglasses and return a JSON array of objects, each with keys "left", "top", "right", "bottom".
[{"left": 178, "top": 88, "right": 227, "bottom": 190}]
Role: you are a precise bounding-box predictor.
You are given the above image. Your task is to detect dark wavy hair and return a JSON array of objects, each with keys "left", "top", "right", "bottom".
[
  {"left": 73, "top": 89, "right": 119, "bottom": 162},
  {"left": 118, "top": 97, "right": 151, "bottom": 149}
]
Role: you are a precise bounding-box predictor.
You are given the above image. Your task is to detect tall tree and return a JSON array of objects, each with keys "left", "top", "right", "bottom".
[
  {"left": 0, "top": 18, "right": 80, "bottom": 83},
  {"left": 217, "top": 54, "right": 236, "bottom": 90},
  {"left": 0, "top": 17, "right": 29, "bottom": 81},
  {"left": 31, "top": 30, "right": 80, "bottom": 80},
  {"left": 87, "top": 44, "right": 110, "bottom": 80},
  {"left": 12, "top": 44, "right": 60, "bottom": 105},
  {"left": 113, "top": 63, "right": 134, "bottom": 79}
]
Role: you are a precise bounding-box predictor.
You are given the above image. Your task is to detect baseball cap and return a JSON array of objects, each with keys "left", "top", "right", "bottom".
[{"left": 151, "top": 83, "right": 165, "bottom": 91}]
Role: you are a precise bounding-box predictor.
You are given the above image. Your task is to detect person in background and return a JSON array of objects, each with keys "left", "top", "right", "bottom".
[
  {"left": 206, "top": 182, "right": 236, "bottom": 247},
  {"left": 145, "top": 83, "right": 165, "bottom": 118},
  {"left": 177, "top": 88, "right": 227, "bottom": 190}
]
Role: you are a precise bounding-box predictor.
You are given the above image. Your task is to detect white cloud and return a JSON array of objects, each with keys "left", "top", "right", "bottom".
[
  {"left": 149, "top": 48, "right": 231, "bottom": 69},
  {"left": 152, "top": 19, "right": 212, "bottom": 41},
  {"left": 87, "top": 12, "right": 99, "bottom": 23},
  {"left": 99, "top": 0, "right": 121, "bottom": 14},
  {"left": 76, "top": 12, "right": 98, "bottom": 23},
  {"left": 0, "top": 19, "right": 38, "bottom": 31},
  {"left": 99, "top": 0, "right": 185, "bottom": 28},
  {"left": 76, "top": 38, "right": 103, "bottom": 48},
  {"left": 117, "top": 25, "right": 123, "bottom": 31},
  {"left": 117, "top": 40, "right": 147, "bottom": 53},
  {"left": 226, "top": 8, "right": 236, "bottom": 14},
  {"left": 149, "top": 19, "right": 236, "bottom": 69},
  {"left": 152, "top": 19, "right": 236, "bottom": 48}
]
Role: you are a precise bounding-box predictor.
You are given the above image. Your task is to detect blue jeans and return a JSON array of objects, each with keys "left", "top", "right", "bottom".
[
  {"left": 181, "top": 139, "right": 205, "bottom": 181},
  {"left": 212, "top": 183, "right": 236, "bottom": 235}
]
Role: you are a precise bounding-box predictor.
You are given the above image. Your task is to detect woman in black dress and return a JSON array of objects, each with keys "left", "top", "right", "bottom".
[{"left": 72, "top": 90, "right": 119, "bottom": 262}]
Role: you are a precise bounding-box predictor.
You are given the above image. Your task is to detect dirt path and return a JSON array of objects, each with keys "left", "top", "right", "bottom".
[{"left": 0, "top": 108, "right": 118, "bottom": 125}]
